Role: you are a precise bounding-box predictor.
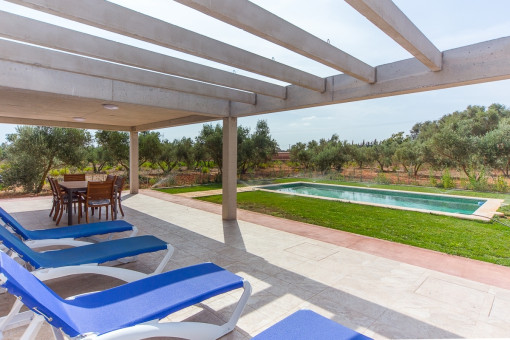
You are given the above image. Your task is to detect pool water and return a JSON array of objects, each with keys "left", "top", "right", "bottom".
[{"left": 261, "top": 183, "right": 486, "bottom": 215}]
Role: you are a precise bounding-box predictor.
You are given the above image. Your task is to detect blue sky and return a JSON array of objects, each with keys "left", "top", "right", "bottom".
[{"left": 0, "top": 0, "right": 509, "bottom": 148}]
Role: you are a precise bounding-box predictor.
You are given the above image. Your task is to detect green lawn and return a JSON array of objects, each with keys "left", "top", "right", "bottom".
[
  {"left": 155, "top": 183, "right": 224, "bottom": 194},
  {"left": 198, "top": 190, "right": 510, "bottom": 266}
]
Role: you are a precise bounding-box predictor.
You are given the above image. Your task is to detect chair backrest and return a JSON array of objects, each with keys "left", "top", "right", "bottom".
[
  {"left": 86, "top": 181, "right": 114, "bottom": 201},
  {"left": 63, "top": 173, "right": 85, "bottom": 181},
  {"left": 0, "top": 207, "right": 31, "bottom": 240},
  {"left": 0, "top": 225, "right": 41, "bottom": 268},
  {"left": 115, "top": 176, "right": 125, "bottom": 192},
  {"left": 0, "top": 252, "right": 72, "bottom": 334},
  {"left": 47, "top": 177, "right": 58, "bottom": 199},
  {"left": 51, "top": 178, "right": 65, "bottom": 201},
  {"left": 105, "top": 174, "right": 116, "bottom": 182}
]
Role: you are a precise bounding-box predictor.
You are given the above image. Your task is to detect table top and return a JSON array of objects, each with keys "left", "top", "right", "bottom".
[{"left": 59, "top": 181, "right": 88, "bottom": 190}]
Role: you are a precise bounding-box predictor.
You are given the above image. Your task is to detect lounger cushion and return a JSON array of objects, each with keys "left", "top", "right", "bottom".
[
  {"left": 0, "top": 226, "right": 167, "bottom": 269},
  {"left": 0, "top": 253, "right": 244, "bottom": 337},
  {"left": 23, "top": 220, "right": 133, "bottom": 240},
  {"left": 35, "top": 235, "right": 168, "bottom": 268},
  {"left": 252, "top": 310, "right": 373, "bottom": 340},
  {"left": 0, "top": 207, "right": 133, "bottom": 240}
]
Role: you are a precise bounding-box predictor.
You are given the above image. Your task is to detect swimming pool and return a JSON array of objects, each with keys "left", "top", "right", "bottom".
[{"left": 259, "top": 182, "right": 489, "bottom": 216}]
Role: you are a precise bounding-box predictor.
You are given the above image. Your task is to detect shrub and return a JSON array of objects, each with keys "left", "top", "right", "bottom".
[
  {"left": 468, "top": 170, "right": 489, "bottom": 192},
  {"left": 494, "top": 176, "right": 508, "bottom": 193},
  {"left": 375, "top": 172, "right": 391, "bottom": 185},
  {"left": 428, "top": 169, "right": 438, "bottom": 187},
  {"left": 440, "top": 168, "right": 455, "bottom": 189},
  {"left": 49, "top": 169, "right": 60, "bottom": 177},
  {"left": 459, "top": 176, "right": 469, "bottom": 190}
]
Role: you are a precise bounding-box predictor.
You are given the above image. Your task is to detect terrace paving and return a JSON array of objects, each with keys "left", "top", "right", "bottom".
[{"left": 1, "top": 191, "right": 510, "bottom": 339}]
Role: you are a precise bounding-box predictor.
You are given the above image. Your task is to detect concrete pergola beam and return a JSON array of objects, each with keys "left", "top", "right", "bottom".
[
  {"left": 346, "top": 0, "right": 442, "bottom": 71},
  {"left": 0, "top": 115, "right": 128, "bottom": 131},
  {"left": 176, "top": 0, "right": 376, "bottom": 83},
  {"left": 0, "top": 11, "right": 285, "bottom": 100},
  {"left": 8, "top": 0, "right": 327, "bottom": 92},
  {"left": 0, "top": 59, "right": 230, "bottom": 118},
  {"left": 135, "top": 115, "right": 220, "bottom": 132},
  {"left": 0, "top": 40, "right": 256, "bottom": 105},
  {"left": 232, "top": 37, "right": 510, "bottom": 116}
]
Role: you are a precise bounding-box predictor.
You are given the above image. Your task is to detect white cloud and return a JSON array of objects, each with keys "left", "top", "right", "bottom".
[{"left": 302, "top": 116, "right": 317, "bottom": 121}]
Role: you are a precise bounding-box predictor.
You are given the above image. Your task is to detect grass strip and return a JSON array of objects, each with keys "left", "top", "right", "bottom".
[
  {"left": 198, "top": 191, "right": 510, "bottom": 267},
  {"left": 155, "top": 183, "right": 224, "bottom": 194}
]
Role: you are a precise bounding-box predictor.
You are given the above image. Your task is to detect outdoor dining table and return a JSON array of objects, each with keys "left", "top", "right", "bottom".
[{"left": 59, "top": 181, "right": 117, "bottom": 225}]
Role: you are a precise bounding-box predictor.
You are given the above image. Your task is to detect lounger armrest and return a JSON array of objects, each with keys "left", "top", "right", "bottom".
[
  {"left": 25, "top": 239, "right": 93, "bottom": 249},
  {"left": 129, "top": 226, "right": 138, "bottom": 237},
  {"left": 151, "top": 244, "right": 175, "bottom": 275},
  {"left": 33, "top": 265, "right": 148, "bottom": 283}
]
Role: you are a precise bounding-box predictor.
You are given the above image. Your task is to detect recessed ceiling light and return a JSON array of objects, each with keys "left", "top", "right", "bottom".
[
  {"left": 73, "top": 117, "right": 85, "bottom": 122},
  {"left": 102, "top": 104, "right": 119, "bottom": 110}
]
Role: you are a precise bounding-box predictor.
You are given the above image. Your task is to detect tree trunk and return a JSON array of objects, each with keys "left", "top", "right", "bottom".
[
  {"left": 413, "top": 163, "right": 422, "bottom": 177},
  {"left": 37, "top": 158, "right": 54, "bottom": 193}
]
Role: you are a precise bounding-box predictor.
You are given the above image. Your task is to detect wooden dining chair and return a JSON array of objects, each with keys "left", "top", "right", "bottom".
[
  {"left": 63, "top": 173, "right": 86, "bottom": 181},
  {"left": 51, "top": 178, "right": 79, "bottom": 225},
  {"left": 79, "top": 181, "right": 115, "bottom": 224}
]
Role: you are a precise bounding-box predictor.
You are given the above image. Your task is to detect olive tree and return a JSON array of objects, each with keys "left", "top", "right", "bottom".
[
  {"left": 95, "top": 130, "right": 130, "bottom": 171},
  {"left": 3, "top": 126, "right": 90, "bottom": 193}
]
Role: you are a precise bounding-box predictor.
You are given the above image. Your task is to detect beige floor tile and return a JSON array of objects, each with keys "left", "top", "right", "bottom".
[
  {"left": 284, "top": 241, "right": 339, "bottom": 261},
  {"left": 415, "top": 276, "right": 492, "bottom": 313}
]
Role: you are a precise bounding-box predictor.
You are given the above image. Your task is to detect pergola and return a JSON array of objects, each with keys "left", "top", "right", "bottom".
[{"left": 0, "top": 0, "right": 509, "bottom": 220}]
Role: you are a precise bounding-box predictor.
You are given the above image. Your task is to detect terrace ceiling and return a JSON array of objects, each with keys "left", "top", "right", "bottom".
[{"left": 0, "top": 0, "right": 509, "bottom": 132}]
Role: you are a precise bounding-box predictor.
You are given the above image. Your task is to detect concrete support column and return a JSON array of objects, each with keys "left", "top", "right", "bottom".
[
  {"left": 222, "top": 117, "right": 238, "bottom": 220},
  {"left": 129, "top": 131, "right": 139, "bottom": 194}
]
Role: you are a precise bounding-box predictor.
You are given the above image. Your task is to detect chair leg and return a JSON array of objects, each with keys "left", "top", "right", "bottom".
[
  {"left": 53, "top": 203, "right": 59, "bottom": 221},
  {"left": 118, "top": 197, "right": 125, "bottom": 217},
  {"left": 49, "top": 200, "right": 56, "bottom": 217},
  {"left": 86, "top": 207, "right": 89, "bottom": 224},
  {"left": 55, "top": 203, "right": 64, "bottom": 225}
]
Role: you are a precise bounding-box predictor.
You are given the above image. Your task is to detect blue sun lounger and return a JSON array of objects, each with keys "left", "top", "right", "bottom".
[
  {"left": 0, "top": 252, "right": 251, "bottom": 340},
  {"left": 0, "top": 224, "right": 174, "bottom": 335},
  {"left": 252, "top": 310, "right": 373, "bottom": 340},
  {"left": 0, "top": 225, "right": 173, "bottom": 273},
  {"left": 0, "top": 207, "right": 137, "bottom": 243}
]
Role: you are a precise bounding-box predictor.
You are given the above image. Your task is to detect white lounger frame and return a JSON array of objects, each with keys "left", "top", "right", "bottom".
[
  {"left": 2, "top": 275, "right": 251, "bottom": 340},
  {"left": 0, "top": 244, "right": 174, "bottom": 336}
]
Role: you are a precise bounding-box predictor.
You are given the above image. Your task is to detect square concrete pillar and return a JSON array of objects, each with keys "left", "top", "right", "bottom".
[
  {"left": 222, "top": 117, "right": 238, "bottom": 220},
  {"left": 129, "top": 131, "right": 139, "bottom": 194}
]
